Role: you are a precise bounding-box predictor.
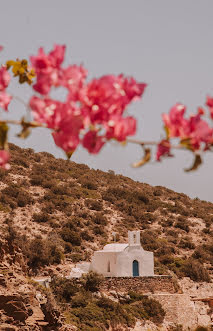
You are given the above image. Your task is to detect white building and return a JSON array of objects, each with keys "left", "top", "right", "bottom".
[{"left": 70, "top": 231, "right": 154, "bottom": 278}]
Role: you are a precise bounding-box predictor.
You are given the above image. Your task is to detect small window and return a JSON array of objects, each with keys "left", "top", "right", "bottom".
[
  {"left": 133, "top": 234, "right": 136, "bottom": 244},
  {"left": 107, "top": 261, "right": 110, "bottom": 272}
]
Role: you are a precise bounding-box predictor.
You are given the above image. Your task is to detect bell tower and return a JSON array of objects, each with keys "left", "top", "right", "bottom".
[{"left": 128, "top": 230, "right": 140, "bottom": 247}]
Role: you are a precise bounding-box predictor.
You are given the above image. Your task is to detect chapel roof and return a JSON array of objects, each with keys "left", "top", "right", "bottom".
[{"left": 102, "top": 243, "right": 128, "bottom": 252}]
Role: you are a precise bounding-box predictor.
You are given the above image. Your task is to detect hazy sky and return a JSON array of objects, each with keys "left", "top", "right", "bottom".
[{"left": 1, "top": 0, "right": 213, "bottom": 201}]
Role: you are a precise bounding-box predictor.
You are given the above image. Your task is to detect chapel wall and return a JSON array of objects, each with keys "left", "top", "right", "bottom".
[{"left": 91, "top": 251, "right": 117, "bottom": 277}]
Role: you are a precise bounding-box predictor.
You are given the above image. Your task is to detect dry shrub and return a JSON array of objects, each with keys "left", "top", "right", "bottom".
[
  {"left": 85, "top": 199, "right": 103, "bottom": 211},
  {"left": 0, "top": 184, "right": 32, "bottom": 208},
  {"left": 32, "top": 212, "right": 49, "bottom": 223}
]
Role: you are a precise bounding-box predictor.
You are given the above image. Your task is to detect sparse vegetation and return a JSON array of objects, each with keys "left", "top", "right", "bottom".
[
  {"left": 0, "top": 144, "right": 212, "bottom": 330},
  {"left": 51, "top": 277, "right": 165, "bottom": 330}
]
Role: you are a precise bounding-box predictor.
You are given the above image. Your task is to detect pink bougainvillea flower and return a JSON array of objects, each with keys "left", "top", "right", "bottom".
[
  {"left": 30, "top": 95, "right": 84, "bottom": 130},
  {"left": 0, "top": 66, "right": 10, "bottom": 91},
  {"left": 63, "top": 65, "right": 88, "bottom": 100},
  {"left": 48, "top": 44, "right": 66, "bottom": 68},
  {"left": 30, "top": 47, "right": 50, "bottom": 71},
  {"left": 122, "top": 76, "right": 147, "bottom": 103},
  {"left": 82, "top": 130, "right": 105, "bottom": 154},
  {"left": 53, "top": 130, "right": 80, "bottom": 153},
  {"left": 0, "top": 46, "right": 3, "bottom": 52},
  {"left": 30, "top": 44, "right": 66, "bottom": 95},
  {"left": 0, "top": 91, "right": 12, "bottom": 111},
  {"left": 183, "top": 113, "right": 213, "bottom": 150},
  {"left": 31, "top": 45, "right": 65, "bottom": 71},
  {"left": 52, "top": 114, "right": 83, "bottom": 153},
  {"left": 32, "top": 74, "right": 53, "bottom": 95},
  {"left": 80, "top": 75, "right": 146, "bottom": 124},
  {"left": 162, "top": 103, "right": 188, "bottom": 138},
  {"left": 30, "top": 96, "right": 65, "bottom": 128},
  {"left": 206, "top": 96, "right": 213, "bottom": 119},
  {"left": 206, "top": 96, "right": 213, "bottom": 108},
  {"left": 156, "top": 140, "right": 172, "bottom": 161},
  {"left": 0, "top": 150, "right": 10, "bottom": 169},
  {"left": 106, "top": 116, "right": 136, "bottom": 141}
]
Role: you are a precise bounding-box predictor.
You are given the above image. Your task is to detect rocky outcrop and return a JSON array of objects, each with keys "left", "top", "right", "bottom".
[{"left": 0, "top": 294, "right": 29, "bottom": 322}]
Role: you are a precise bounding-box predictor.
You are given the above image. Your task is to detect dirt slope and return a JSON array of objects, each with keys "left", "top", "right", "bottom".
[{"left": 0, "top": 144, "right": 212, "bottom": 330}]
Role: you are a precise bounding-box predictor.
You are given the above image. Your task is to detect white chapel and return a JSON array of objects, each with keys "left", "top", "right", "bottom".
[{"left": 70, "top": 231, "right": 154, "bottom": 278}]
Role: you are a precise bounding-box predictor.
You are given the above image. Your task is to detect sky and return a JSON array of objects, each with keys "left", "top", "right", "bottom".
[{"left": 0, "top": 0, "right": 213, "bottom": 201}]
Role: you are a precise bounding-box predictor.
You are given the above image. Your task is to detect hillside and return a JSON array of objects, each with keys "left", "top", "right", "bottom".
[{"left": 0, "top": 143, "right": 212, "bottom": 330}]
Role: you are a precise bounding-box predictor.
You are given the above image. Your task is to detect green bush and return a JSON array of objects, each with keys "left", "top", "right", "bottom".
[
  {"left": 51, "top": 277, "right": 78, "bottom": 302},
  {"left": 21, "top": 238, "right": 63, "bottom": 270},
  {"left": 81, "top": 272, "right": 104, "bottom": 292},
  {"left": 180, "top": 260, "right": 210, "bottom": 282},
  {"left": 71, "top": 253, "right": 83, "bottom": 263},
  {"left": 60, "top": 228, "right": 81, "bottom": 246}
]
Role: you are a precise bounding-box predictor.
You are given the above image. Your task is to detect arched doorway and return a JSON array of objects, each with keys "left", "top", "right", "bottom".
[{"left": 132, "top": 260, "right": 139, "bottom": 277}]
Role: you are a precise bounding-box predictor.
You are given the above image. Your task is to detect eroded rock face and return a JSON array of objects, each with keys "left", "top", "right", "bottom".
[
  {"left": 0, "top": 324, "right": 19, "bottom": 331},
  {"left": 0, "top": 294, "right": 28, "bottom": 322},
  {"left": 0, "top": 273, "right": 7, "bottom": 287}
]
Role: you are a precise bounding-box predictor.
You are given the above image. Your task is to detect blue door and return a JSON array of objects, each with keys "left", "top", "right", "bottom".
[{"left": 133, "top": 260, "right": 139, "bottom": 277}]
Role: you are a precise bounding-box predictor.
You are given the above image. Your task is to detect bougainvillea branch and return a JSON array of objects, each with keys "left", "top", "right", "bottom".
[{"left": 0, "top": 44, "right": 213, "bottom": 171}]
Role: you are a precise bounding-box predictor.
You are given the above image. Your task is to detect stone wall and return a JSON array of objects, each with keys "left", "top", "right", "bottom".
[
  {"left": 100, "top": 275, "right": 178, "bottom": 294},
  {"left": 150, "top": 293, "right": 212, "bottom": 329}
]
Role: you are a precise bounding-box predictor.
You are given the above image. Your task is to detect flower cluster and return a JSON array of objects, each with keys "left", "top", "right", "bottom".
[
  {"left": 0, "top": 43, "right": 213, "bottom": 171},
  {"left": 29, "top": 44, "right": 146, "bottom": 154},
  {"left": 157, "top": 102, "right": 213, "bottom": 161}
]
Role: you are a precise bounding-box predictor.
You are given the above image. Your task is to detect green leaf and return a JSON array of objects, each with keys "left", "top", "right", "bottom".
[{"left": 184, "top": 154, "right": 202, "bottom": 172}]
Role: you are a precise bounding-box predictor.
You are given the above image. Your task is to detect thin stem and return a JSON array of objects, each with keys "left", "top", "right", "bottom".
[
  {"left": 0, "top": 119, "right": 47, "bottom": 129},
  {"left": 0, "top": 118, "right": 203, "bottom": 153},
  {"left": 127, "top": 138, "right": 184, "bottom": 150}
]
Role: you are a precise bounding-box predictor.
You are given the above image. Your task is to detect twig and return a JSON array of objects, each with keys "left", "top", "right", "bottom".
[{"left": 127, "top": 138, "right": 184, "bottom": 150}]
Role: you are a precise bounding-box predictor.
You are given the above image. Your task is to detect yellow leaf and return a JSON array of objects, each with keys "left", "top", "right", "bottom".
[
  {"left": 180, "top": 138, "right": 193, "bottom": 151},
  {"left": 132, "top": 147, "right": 151, "bottom": 168},
  {"left": 0, "top": 123, "right": 9, "bottom": 149},
  {"left": 6, "top": 59, "right": 36, "bottom": 85},
  {"left": 66, "top": 150, "right": 75, "bottom": 159},
  {"left": 164, "top": 126, "right": 170, "bottom": 139},
  {"left": 184, "top": 154, "right": 202, "bottom": 172},
  {"left": 6, "top": 60, "right": 15, "bottom": 69},
  {"left": 17, "top": 122, "right": 31, "bottom": 138}
]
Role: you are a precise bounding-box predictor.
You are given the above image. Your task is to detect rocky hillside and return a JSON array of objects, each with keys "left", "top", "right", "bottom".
[{"left": 0, "top": 143, "right": 212, "bottom": 330}]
